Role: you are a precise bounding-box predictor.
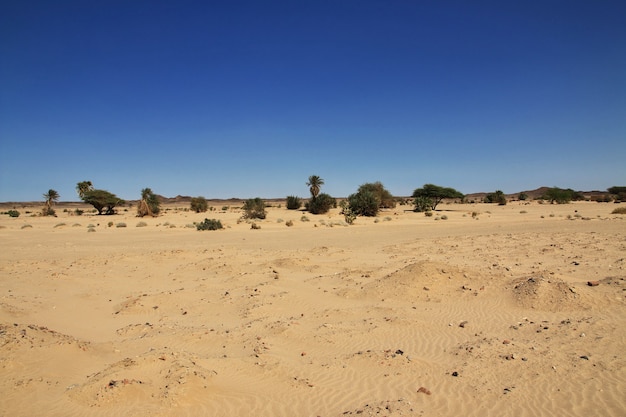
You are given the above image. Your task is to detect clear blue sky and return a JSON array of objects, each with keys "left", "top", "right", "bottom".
[{"left": 1, "top": 1, "right": 624, "bottom": 202}]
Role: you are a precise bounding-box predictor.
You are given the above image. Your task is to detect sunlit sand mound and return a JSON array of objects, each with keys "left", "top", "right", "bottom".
[
  {"left": 509, "top": 276, "right": 587, "bottom": 311},
  {"left": 338, "top": 260, "right": 482, "bottom": 302},
  {"left": 67, "top": 350, "right": 216, "bottom": 409}
]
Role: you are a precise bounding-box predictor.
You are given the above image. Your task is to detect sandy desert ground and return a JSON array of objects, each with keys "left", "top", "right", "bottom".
[{"left": 1, "top": 200, "right": 624, "bottom": 417}]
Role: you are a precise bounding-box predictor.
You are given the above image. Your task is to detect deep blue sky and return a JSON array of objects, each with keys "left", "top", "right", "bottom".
[{"left": 1, "top": 1, "right": 624, "bottom": 201}]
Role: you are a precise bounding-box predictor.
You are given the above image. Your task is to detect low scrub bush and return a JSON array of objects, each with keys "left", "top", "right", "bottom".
[
  {"left": 196, "top": 218, "right": 223, "bottom": 231},
  {"left": 307, "top": 193, "right": 336, "bottom": 215},
  {"left": 136, "top": 221, "right": 148, "bottom": 227},
  {"left": 7, "top": 210, "right": 20, "bottom": 218},
  {"left": 242, "top": 198, "right": 266, "bottom": 219},
  {"left": 286, "top": 196, "right": 302, "bottom": 210},
  {"left": 116, "top": 222, "right": 127, "bottom": 228},
  {"left": 611, "top": 207, "right": 626, "bottom": 214},
  {"left": 190, "top": 197, "right": 208, "bottom": 213}
]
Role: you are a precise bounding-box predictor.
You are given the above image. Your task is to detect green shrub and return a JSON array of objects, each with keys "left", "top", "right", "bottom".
[
  {"left": 42, "top": 207, "right": 56, "bottom": 216},
  {"left": 190, "top": 196, "right": 209, "bottom": 213},
  {"left": 307, "top": 193, "right": 336, "bottom": 214},
  {"left": 608, "top": 186, "right": 626, "bottom": 202},
  {"left": 485, "top": 190, "right": 507, "bottom": 205},
  {"left": 74, "top": 209, "right": 84, "bottom": 216},
  {"left": 7, "top": 210, "right": 19, "bottom": 218},
  {"left": 413, "top": 196, "right": 433, "bottom": 213},
  {"left": 347, "top": 190, "right": 379, "bottom": 216},
  {"left": 285, "top": 220, "right": 294, "bottom": 227},
  {"left": 300, "top": 215, "right": 310, "bottom": 222},
  {"left": 286, "top": 195, "right": 302, "bottom": 210},
  {"left": 242, "top": 198, "right": 266, "bottom": 219},
  {"left": 196, "top": 218, "right": 223, "bottom": 231}
]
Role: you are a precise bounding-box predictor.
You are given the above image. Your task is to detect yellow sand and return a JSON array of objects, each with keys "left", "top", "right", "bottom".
[{"left": 1, "top": 201, "right": 624, "bottom": 416}]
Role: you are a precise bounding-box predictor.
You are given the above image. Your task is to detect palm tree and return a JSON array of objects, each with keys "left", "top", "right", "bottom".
[
  {"left": 306, "top": 175, "right": 324, "bottom": 200},
  {"left": 76, "top": 181, "right": 93, "bottom": 199},
  {"left": 43, "top": 189, "right": 60, "bottom": 216},
  {"left": 137, "top": 187, "right": 160, "bottom": 217}
]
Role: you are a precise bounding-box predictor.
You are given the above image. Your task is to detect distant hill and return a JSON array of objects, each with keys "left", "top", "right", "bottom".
[{"left": 465, "top": 187, "right": 612, "bottom": 202}]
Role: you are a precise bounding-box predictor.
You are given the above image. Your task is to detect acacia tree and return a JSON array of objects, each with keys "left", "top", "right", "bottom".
[
  {"left": 81, "top": 189, "right": 124, "bottom": 215},
  {"left": 42, "top": 189, "right": 60, "bottom": 216},
  {"left": 412, "top": 184, "right": 464, "bottom": 211},
  {"left": 306, "top": 175, "right": 324, "bottom": 201},
  {"left": 137, "top": 188, "right": 160, "bottom": 217}
]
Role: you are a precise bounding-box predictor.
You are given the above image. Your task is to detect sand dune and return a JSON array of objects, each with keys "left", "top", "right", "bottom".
[{"left": 1, "top": 201, "right": 624, "bottom": 416}]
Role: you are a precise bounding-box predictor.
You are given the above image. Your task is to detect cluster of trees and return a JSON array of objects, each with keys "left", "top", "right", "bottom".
[
  {"left": 34, "top": 179, "right": 625, "bottom": 222},
  {"left": 541, "top": 187, "right": 585, "bottom": 204}
]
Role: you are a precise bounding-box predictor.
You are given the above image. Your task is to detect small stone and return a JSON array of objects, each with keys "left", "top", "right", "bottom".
[
  {"left": 502, "top": 339, "right": 511, "bottom": 344},
  {"left": 451, "top": 371, "right": 459, "bottom": 377},
  {"left": 459, "top": 321, "right": 468, "bottom": 328},
  {"left": 417, "top": 386, "right": 431, "bottom": 395},
  {"left": 587, "top": 281, "right": 600, "bottom": 286},
  {"left": 580, "top": 355, "right": 589, "bottom": 360},
  {"left": 301, "top": 352, "right": 307, "bottom": 356},
  {"left": 395, "top": 349, "right": 404, "bottom": 355}
]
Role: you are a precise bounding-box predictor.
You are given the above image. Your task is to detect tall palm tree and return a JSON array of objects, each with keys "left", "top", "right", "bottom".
[
  {"left": 306, "top": 175, "right": 324, "bottom": 200},
  {"left": 76, "top": 181, "right": 93, "bottom": 199},
  {"left": 43, "top": 189, "right": 59, "bottom": 216}
]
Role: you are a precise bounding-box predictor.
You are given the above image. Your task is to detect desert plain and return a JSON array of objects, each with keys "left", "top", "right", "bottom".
[{"left": 0, "top": 200, "right": 624, "bottom": 417}]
